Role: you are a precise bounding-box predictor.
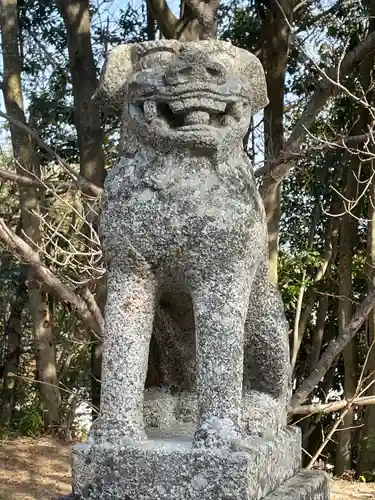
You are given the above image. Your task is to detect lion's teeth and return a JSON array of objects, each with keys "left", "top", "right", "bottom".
[
  {"left": 154, "top": 117, "right": 169, "bottom": 129},
  {"left": 185, "top": 111, "right": 210, "bottom": 125},
  {"left": 231, "top": 103, "right": 244, "bottom": 120},
  {"left": 143, "top": 100, "right": 157, "bottom": 122},
  {"left": 221, "top": 115, "right": 235, "bottom": 126}
]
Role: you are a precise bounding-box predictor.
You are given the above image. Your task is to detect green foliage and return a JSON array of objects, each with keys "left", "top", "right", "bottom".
[
  {"left": 219, "top": 2, "right": 261, "bottom": 53},
  {"left": 14, "top": 405, "right": 45, "bottom": 438}
]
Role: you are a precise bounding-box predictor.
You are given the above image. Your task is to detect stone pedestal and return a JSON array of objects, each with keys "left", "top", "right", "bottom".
[
  {"left": 267, "top": 471, "right": 329, "bottom": 499},
  {"left": 70, "top": 426, "right": 328, "bottom": 500}
]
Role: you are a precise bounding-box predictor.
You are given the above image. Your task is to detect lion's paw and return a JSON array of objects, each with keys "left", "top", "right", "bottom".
[{"left": 193, "top": 416, "right": 244, "bottom": 449}]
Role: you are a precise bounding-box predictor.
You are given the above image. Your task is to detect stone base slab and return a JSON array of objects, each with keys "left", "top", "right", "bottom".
[
  {"left": 57, "top": 471, "right": 329, "bottom": 500},
  {"left": 265, "top": 471, "right": 329, "bottom": 499},
  {"left": 72, "top": 427, "right": 301, "bottom": 500}
]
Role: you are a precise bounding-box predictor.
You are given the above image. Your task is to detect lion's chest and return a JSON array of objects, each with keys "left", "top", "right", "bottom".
[{"left": 100, "top": 156, "right": 264, "bottom": 264}]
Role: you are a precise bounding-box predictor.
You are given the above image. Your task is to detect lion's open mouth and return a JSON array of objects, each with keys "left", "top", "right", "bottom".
[{"left": 133, "top": 92, "right": 248, "bottom": 130}]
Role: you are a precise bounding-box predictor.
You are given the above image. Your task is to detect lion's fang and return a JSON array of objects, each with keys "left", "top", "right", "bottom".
[{"left": 143, "top": 100, "right": 157, "bottom": 122}]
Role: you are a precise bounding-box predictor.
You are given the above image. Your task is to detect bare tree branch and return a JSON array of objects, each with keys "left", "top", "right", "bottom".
[
  {"left": 0, "top": 167, "right": 73, "bottom": 192},
  {"left": 289, "top": 395, "right": 375, "bottom": 416},
  {"left": 304, "top": 340, "right": 375, "bottom": 469},
  {"left": 0, "top": 109, "right": 102, "bottom": 197},
  {"left": 255, "top": 132, "right": 373, "bottom": 176},
  {"left": 147, "top": 0, "right": 179, "bottom": 38},
  {"left": 79, "top": 285, "right": 105, "bottom": 334},
  {"left": 1, "top": 159, "right": 105, "bottom": 287},
  {"left": 0, "top": 218, "right": 103, "bottom": 338},
  {"left": 291, "top": 286, "right": 375, "bottom": 408},
  {"left": 294, "top": 1, "right": 341, "bottom": 30},
  {"left": 0, "top": 167, "right": 46, "bottom": 187},
  {"left": 306, "top": 405, "right": 352, "bottom": 469},
  {"left": 184, "top": 0, "right": 219, "bottom": 36},
  {"left": 259, "top": 29, "right": 375, "bottom": 193}
]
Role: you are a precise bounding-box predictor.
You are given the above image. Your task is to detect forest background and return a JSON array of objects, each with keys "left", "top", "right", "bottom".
[{"left": 1, "top": 0, "right": 375, "bottom": 481}]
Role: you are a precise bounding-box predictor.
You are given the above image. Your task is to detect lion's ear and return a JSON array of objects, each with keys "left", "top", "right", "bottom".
[
  {"left": 236, "top": 48, "right": 269, "bottom": 115},
  {"left": 93, "top": 44, "right": 135, "bottom": 113}
]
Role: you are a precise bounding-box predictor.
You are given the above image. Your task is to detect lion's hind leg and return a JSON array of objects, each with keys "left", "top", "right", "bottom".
[{"left": 243, "top": 257, "right": 291, "bottom": 437}]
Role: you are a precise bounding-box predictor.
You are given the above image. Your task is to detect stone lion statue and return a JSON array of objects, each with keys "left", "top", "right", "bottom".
[{"left": 94, "top": 40, "right": 291, "bottom": 448}]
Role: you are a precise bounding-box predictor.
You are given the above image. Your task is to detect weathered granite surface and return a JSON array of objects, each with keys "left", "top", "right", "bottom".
[
  {"left": 73, "top": 427, "right": 301, "bottom": 499},
  {"left": 58, "top": 471, "right": 330, "bottom": 500},
  {"left": 58, "top": 473, "right": 329, "bottom": 500},
  {"left": 266, "top": 471, "right": 330, "bottom": 499},
  {"left": 95, "top": 38, "right": 290, "bottom": 447},
  {"left": 58, "top": 471, "right": 329, "bottom": 500},
  {"left": 64, "top": 39, "right": 329, "bottom": 500}
]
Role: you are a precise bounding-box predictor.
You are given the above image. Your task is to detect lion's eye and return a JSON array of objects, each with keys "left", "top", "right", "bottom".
[
  {"left": 214, "top": 52, "right": 234, "bottom": 69},
  {"left": 139, "top": 50, "right": 175, "bottom": 70}
]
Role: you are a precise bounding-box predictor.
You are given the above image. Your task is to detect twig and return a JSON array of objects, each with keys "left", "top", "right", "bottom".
[
  {"left": 259, "top": 29, "right": 375, "bottom": 192},
  {"left": 79, "top": 286, "right": 105, "bottom": 334},
  {"left": 14, "top": 374, "right": 97, "bottom": 412},
  {"left": 289, "top": 395, "right": 375, "bottom": 415},
  {"left": 291, "top": 286, "right": 375, "bottom": 408},
  {"left": 306, "top": 406, "right": 351, "bottom": 469},
  {"left": 0, "top": 167, "right": 72, "bottom": 192},
  {"left": 305, "top": 339, "right": 375, "bottom": 468},
  {"left": 255, "top": 132, "right": 374, "bottom": 176},
  {"left": 291, "top": 270, "right": 307, "bottom": 372},
  {"left": 0, "top": 109, "right": 102, "bottom": 197},
  {"left": 147, "top": 0, "right": 179, "bottom": 38},
  {"left": 0, "top": 218, "right": 103, "bottom": 338}
]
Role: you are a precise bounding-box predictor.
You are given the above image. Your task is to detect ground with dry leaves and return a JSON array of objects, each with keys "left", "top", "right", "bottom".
[{"left": 0, "top": 437, "right": 374, "bottom": 499}]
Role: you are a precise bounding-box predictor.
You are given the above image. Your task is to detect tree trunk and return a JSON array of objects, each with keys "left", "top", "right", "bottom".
[
  {"left": 335, "top": 157, "right": 360, "bottom": 474},
  {"left": 0, "top": 0, "right": 61, "bottom": 429},
  {"left": 335, "top": 28, "right": 375, "bottom": 471},
  {"left": 0, "top": 261, "right": 26, "bottom": 426},
  {"left": 257, "top": 0, "right": 294, "bottom": 284},
  {"left": 356, "top": 0, "right": 375, "bottom": 478},
  {"left": 31, "top": 284, "right": 61, "bottom": 428},
  {"left": 309, "top": 292, "right": 328, "bottom": 374},
  {"left": 57, "top": 0, "right": 105, "bottom": 417},
  {"left": 148, "top": 0, "right": 219, "bottom": 41},
  {"left": 357, "top": 169, "right": 375, "bottom": 478},
  {"left": 147, "top": 2, "right": 156, "bottom": 41},
  {"left": 308, "top": 203, "right": 340, "bottom": 374},
  {"left": 58, "top": 0, "right": 105, "bottom": 192}
]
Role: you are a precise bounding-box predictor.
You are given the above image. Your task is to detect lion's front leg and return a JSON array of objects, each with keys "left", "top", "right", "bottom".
[
  {"left": 92, "top": 260, "right": 158, "bottom": 444},
  {"left": 190, "top": 267, "right": 255, "bottom": 449}
]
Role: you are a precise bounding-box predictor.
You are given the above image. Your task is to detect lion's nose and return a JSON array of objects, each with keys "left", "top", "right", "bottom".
[{"left": 165, "top": 53, "right": 227, "bottom": 85}]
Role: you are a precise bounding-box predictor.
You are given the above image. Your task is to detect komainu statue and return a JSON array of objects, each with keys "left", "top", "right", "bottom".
[{"left": 70, "top": 40, "right": 329, "bottom": 500}]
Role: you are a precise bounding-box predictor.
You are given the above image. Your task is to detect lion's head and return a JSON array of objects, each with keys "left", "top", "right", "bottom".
[{"left": 96, "top": 40, "right": 268, "bottom": 153}]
